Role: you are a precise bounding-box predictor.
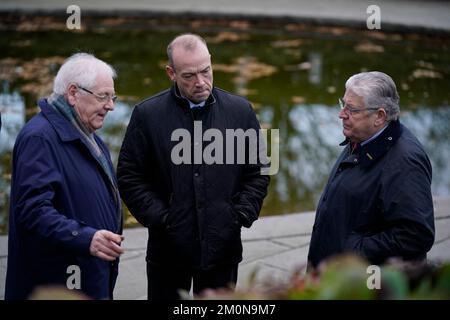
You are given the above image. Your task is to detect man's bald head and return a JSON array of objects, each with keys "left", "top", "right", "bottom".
[{"left": 167, "top": 34, "right": 209, "bottom": 70}]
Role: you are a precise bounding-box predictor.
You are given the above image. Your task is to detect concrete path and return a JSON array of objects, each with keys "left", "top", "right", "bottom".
[{"left": 1, "top": 0, "right": 450, "bottom": 32}]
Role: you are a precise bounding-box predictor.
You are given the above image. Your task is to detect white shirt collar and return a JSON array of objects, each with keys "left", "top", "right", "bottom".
[{"left": 188, "top": 99, "right": 206, "bottom": 109}]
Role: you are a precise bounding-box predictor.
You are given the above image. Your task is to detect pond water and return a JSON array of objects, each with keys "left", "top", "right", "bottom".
[{"left": 1, "top": 15, "right": 449, "bottom": 233}]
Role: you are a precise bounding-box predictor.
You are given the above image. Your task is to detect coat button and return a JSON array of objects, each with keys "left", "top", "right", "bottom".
[
  {"left": 194, "top": 172, "right": 199, "bottom": 177},
  {"left": 72, "top": 230, "right": 79, "bottom": 236},
  {"left": 388, "top": 136, "right": 392, "bottom": 140}
]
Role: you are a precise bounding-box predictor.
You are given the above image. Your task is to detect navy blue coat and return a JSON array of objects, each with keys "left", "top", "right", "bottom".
[
  {"left": 5, "top": 99, "right": 122, "bottom": 300},
  {"left": 308, "top": 120, "right": 435, "bottom": 267}
]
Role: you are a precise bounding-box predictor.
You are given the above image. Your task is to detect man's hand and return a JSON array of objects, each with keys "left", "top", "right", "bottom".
[{"left": 89, "top": 230, "right": 125, "bottom": 261}]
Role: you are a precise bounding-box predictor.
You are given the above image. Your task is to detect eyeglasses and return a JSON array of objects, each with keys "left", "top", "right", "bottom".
[
  {"left": 338, "top": 98, "right": 379, "bottom": 115},
  {"left": 78, "top": 86, "right": 117, "bottom": 103}
]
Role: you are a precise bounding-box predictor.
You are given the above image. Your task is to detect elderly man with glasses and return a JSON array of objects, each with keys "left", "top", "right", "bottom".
[
  {"left": 5, "top": 53, "right": 124, "bottom": 300},
  {"left": 308, "top": 71, "right": 435, "bottom": 269}
]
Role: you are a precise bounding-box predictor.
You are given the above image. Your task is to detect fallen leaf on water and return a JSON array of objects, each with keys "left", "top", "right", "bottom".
[
  {"left": 292, "top": 96, "right": 305, "bottom": 104},
  {"left": 213, "top": 63, "right": 238, "bottom": 73},
  {"left": 416, "top": 60, "right": 436, "bottom": 70},
  {"left": 214, "top": 57, "right": 277, "bottom": 82},
  {"left": 411, "top": 69, "right": 442, "bottom": 79},
  {"left": 271, "top": 39, "right": 303, "bottom": 48},
  {"left": 100, "top": 18, "right": 128, "bottom": 27},
  {"left": 327, "top": 86, "right": 336, "bottom": 94},
  {"left": 207, "top": 31, "right": 249, "bottom": 43},
  {"left": 362, "top": 31, "right": 388, "bottom": 41},
  {"left": 237, "top": 88, "right": 258, "bottom": 96},
  {"left": 229, "top": 20, "right": 251, "bottom": 30},
  {"left": 315, "top": 26, "right": 348, "bottom": 36},
  {"left": 285, "top": 23, "right": 308, "bottom": 32},
  {"left": 297, "top": 62, "right": 312, "bottom": 70},
  {"left": 142, "top": 77, "right": 152, "bottom": 85},
  {"left": 354, "top": 41, "right": 384, "bottom": 53}
]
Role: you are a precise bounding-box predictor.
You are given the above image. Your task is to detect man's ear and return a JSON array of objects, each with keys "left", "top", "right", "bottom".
[
  {"left": 374, "top": 108, "right": 387, "bottom": 127},
  {"left": 166, "top": 65, "right": 176, "bottom": 82},
  {"left": 66, "top": 83, "right": 78, "bottom": 106}
]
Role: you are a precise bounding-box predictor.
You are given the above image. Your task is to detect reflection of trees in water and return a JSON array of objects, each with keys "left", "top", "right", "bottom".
[
  {"left": 97, "top": 101, "right": 133, "bottom": 167},
  {"left": 401, "top": 107, "right": 450, "bottom": 197},
  {"left": 0, "top": 91, "right": 25, "bottom": 152},
  {"left": 1, "top": 94, "right": 449, "bottom": 232},
  {"left": 0, "top": 91, "right": 25, "bottom": 233},
  {"left": 267, "top": 104, "right": 344, "bottom": 214},
  {"left": 287, "top": 105, "right": 342, "bottom": 207}
]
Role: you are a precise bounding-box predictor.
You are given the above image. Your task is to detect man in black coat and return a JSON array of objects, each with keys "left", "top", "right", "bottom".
[
  {"left": 117, "top": 33, "right": 269, "bottom": 299},
  {"left": 308, "top": 71, "right": 435, "bottom": 269}
]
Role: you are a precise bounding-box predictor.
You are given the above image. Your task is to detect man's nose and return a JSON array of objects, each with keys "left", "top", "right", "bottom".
[
  {"left": 105, "top": 99, "right": 115, "bottom": 111},
  {"left": 195, "top": 74, "right": 205, "bottom": 86},
  {"left": 338, "top": 108, "right": 347, "bottom": 119}
]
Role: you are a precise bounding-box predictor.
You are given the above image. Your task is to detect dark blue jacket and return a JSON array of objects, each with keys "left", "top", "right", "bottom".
[
  {"left": 308, "top": 120, "right": 435, "bottom": 267},
  {"left": 5, "top": 99, "right": 121, "bottom": 300}
]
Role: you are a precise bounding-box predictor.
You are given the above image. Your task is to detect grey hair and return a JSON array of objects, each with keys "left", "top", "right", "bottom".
[
  {"left": 53, "top": 53, "right": 116, "bottom": 95},
  {"left": 167, "top": 33, "right": 208, "bottom": 69},
  {"left": 345, "top": 71, "right": 400, "bottom": 121}
]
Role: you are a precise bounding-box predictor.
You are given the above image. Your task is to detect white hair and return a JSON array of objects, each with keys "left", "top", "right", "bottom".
[
  {"left": 345, "top": 71, "right": 400, "bottom": 121},
  {"left": 53, "top": 53, "right": 116, "bottom": 95}
]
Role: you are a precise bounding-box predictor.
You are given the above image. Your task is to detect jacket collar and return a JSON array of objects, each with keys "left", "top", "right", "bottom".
[
  {"left": 39, "top": 98, "right": 86, "bottom": 142},
  {"left": 339, "top": 120, "right": 403, "bottom": 167},
  {"left": 170, "top": 83, "right": 217, "bottom": 110}
]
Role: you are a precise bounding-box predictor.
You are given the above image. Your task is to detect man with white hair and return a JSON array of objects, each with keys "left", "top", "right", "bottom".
[
  {"left": 308, "top": 71, "right": 435, "bottom": 268},
  {"left": 5, "top": 53, "right": 124, "bottom": 300}
]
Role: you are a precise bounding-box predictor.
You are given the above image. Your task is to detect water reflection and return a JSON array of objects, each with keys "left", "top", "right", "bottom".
[
  {"left": 98, "top": 101, "right": 132, "bottom": 163},
  {"left": 0, "top": 89, "right": 25, "bottom": 231},
  {"left": 402, "top": 108, "right": 450, "bottom": 196},
  {"left": 0, "top": 90, "right": 25, "bottom": 152}
]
